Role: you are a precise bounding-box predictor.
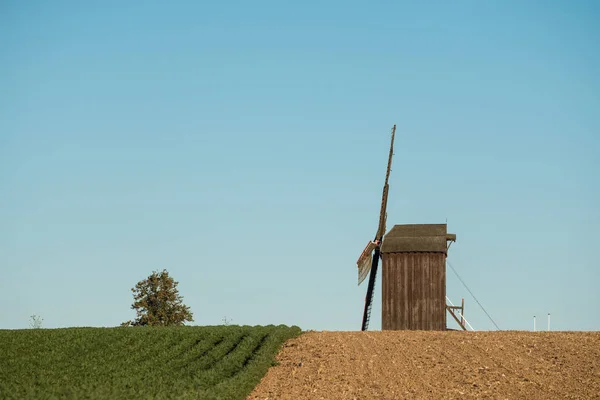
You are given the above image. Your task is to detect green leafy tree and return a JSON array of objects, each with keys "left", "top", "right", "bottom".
[{"left": 122, "top": 269, "right": 193, "bottom": 327}]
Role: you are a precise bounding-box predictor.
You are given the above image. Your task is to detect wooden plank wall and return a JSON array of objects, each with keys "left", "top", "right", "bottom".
[{"left": 381, "top": 252, "right": 446, "bottom": 330}]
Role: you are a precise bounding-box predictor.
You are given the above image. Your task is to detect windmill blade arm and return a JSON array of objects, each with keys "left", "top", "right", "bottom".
[
  {"left": 375, "top": 184, "right": 389, "bottom": 240},
  {"left": 375, "top": 125, "right": 395, "bottom": 241},
  {"left": 361, "top": 248, "right": 381, "bottom": 331}
]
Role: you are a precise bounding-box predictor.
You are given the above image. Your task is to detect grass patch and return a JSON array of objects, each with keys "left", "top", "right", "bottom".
[{"left": 0, "top": 324, "right": 301, "bottom": 399}]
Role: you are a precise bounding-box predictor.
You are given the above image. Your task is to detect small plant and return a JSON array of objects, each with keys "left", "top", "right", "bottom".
[{"left": 29, "top": 315, "right": 43, "bottom": 329}]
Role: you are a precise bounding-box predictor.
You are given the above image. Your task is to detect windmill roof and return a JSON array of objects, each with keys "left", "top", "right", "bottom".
[{"left": 381, "top": 224, "right": 456, "bottom": 253}]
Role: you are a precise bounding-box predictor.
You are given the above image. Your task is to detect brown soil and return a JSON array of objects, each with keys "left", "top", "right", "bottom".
[{"left": 248, "top": 331, "right": 600, "bottom": 400}]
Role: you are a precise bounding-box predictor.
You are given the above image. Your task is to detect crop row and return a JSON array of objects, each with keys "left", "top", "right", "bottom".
[{"left": 0, "top": 324, "right": 301, "bottom": 400}]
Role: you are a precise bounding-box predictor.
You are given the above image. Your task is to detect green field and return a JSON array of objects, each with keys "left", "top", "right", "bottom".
[{"left": 0, "top": 324, "right": 301, "bottom": 399}]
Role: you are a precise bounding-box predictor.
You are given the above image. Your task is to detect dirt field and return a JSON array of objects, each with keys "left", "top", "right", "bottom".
[{"left": 248, "top": 331, "right": 600, "bottom": 400}]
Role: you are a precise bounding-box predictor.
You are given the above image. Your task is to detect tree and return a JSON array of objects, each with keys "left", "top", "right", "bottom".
[{"left": 122, "top": 269, "right": 193, "bottom": 327}]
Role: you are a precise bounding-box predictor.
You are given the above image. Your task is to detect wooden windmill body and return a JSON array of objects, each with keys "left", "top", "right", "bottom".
[{"left": 380, "top": 224, "right": 456, "bottom": 330}]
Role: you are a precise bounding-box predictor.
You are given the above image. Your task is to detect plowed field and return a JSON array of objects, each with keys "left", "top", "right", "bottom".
[{"left": 248, "top": 331, "right": 600, "bottom": 400}]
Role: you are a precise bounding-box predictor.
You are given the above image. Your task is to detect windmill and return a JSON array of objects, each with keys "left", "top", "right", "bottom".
[{"left": 356, "top": 124, "right": 396, "bottom": 331}]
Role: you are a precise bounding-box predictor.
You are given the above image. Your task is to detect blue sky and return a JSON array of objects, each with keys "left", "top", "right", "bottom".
[{"left": 1, "top": 1, "right": 598, "bottom": 331}]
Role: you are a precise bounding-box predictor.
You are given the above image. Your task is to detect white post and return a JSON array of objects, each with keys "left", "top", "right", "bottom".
[
  {"left": 533, "top": 315, "right": 536, "bottom": 332},
  {"left": 547, "top": 313, "right": 550, "bottom": 331}
]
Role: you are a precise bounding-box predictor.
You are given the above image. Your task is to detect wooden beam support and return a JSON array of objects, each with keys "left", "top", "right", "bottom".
[{"left": 446, "top": 306, "right": 467, "bottom": 331}]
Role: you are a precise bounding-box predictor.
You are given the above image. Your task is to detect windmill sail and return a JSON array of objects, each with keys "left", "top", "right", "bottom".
[
  {"left": 357, "top": 241, "right": 377, "bottom": 285},
  {"left": 358, "top": 124, "right": 396, "bottom": 331}
]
